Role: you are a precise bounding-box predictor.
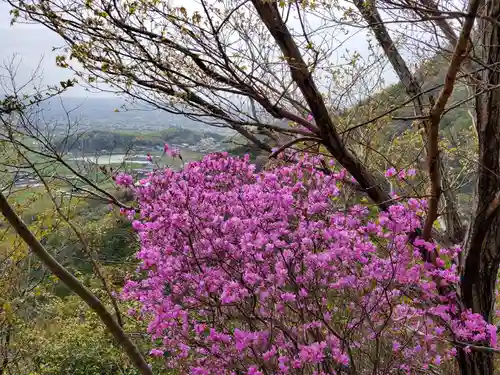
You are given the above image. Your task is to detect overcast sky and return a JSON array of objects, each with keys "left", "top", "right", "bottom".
[
  {"left": 0, "top": 2, "right": 108, "bottom": 97},
  {"left": 0, "top": 1, "right": 398, "bottom": 101}
]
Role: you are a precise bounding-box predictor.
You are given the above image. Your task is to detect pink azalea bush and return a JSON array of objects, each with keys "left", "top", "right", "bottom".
[{"left": 119, "top": 152, "right": 496, "bottom": 375}]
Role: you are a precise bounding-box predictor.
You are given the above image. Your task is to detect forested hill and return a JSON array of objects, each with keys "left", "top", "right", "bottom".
[
  {"left": 343, "top": 55, "right": 473, "bottom": 138},
  {"left": 55, "top": 127, "right": 228, "bottom": 154},
  {"left": 336, "top": 54, "right": 476, "bottom": 218}
]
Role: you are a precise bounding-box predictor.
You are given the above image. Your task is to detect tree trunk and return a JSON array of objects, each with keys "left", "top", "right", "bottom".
[
  {"left": 252, "top": 0, "right": 393, "bottom": 210},
  {"left": 460, "top": 2, "right": 500, "bottom": 373},
  {"left": 459, "top": 216, "right": 499, "bottom": 375},
  {"left": 0, "top": 192, "right": 154, "bottom": 375}
]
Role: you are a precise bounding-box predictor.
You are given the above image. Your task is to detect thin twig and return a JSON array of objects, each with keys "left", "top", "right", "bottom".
[
  {"left": 422, "top": 0, "right": 481, "bottom": 239},
  {"left": 269, "top": 136, "right": 322, "bottom": 159}
]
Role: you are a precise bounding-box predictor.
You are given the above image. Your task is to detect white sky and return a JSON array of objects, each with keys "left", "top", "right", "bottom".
[
  {"left": 0, "top": 1, "right": 399, "bottom": 99},
  {"left": 0, "top": 2, "right": 110, "bottom": 96}
]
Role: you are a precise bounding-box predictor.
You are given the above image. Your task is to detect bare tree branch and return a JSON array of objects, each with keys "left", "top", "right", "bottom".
[
  {"left": 422, "top": 0, "right": 481, "bottom": 239},
  {"left": 252, "top": 0, "right": 391, "bottom": 208}
]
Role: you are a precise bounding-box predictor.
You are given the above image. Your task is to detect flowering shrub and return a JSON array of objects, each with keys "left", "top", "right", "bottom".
[
  {"left": 114, "top": 172, "right": 134, "bottom": 187},
  {"left": 120, "top": 153, "right": 496, "bottom": 375}
]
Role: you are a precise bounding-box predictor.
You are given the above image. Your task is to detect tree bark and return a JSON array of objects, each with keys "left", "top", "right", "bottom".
[
  {"left": 251, "top": 0, "right": 392, "bottom": 210},
  {"left": 460, "top": 2, "right": 500, "bottom": 373},
  {"left": 0, "top": 326, "right": 10, "bottom": 375}
]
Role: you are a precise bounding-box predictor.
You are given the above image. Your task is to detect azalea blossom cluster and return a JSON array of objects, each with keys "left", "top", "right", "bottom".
[
  {"left": 119, "top": 152, "right": 496, "bottom": 375},
  {"left": 385, "top": 167, "right": 417, "bottom": 180}
]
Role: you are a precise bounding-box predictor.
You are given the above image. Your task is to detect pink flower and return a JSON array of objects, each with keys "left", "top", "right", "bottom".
[
  {"left": 262, "top": 347, "right": 276, "bottom": 361},
  {"left": 146, "top": 153, "right": 153, "bottom": 162},
  {"left": 280, "top": 292, "right": 296, "bottom": 302},
  {"left": 487, "top": 324, "right": 497, "bottom": 347},
  {"left": 307, "top": 113, "right": 314, "bottom": 121},
  {"left": 191, "top": 367, "right": 209, "bottom": 375},
  {"left": 299, "top": 342, "right": 326, "bottom": 364},
  {"left": 168, "top": 148, "right": 181, "bottom": 158},
  {"left": 118, "top": 152, "right": 491, "bottom": 375},
  {"left": 385, "top": 167, "right": 397, "bottom": 177},
  {"left": 434, "top": 326, "right": 445, "bottom": 335},
  {"left": 392, "top": 341, "right": 401, "bottom": 352},
  {"left": 132, "top": 220, "right": 144, "bottom": 231},
  {"left": 149, "top": 349, "right": 163, "bottom": 357},
  {"left": 247, "top": 366, "right": 263, "bottom": 375},
  {"left": 278, "top": 356, "right": 289, "bottom": 372},
  {"left": 114, "top": 172, "right": 133, "bottom": 186},
  {"left": 164, "top": 143, "right": 169, "bottom": 153}
]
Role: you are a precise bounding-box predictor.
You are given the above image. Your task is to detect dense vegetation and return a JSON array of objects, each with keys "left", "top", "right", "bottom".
[
  {"left": 121, "top": 152, "right": 495, "bottom": 375},
  {"left": 55, "top": 128, "right": 228, "bottom": 154},
  {"left": 0, "top": 63, "right": 481, "bottom": 374},
  {"left": 0, "top": 126, "right": 268, "bottom": 374},
  {"left": 0, "top": 186, "right": 154, "bottom": 374},
  {"left": 3, "top": 0, "right": 500, "bottom": 372}
]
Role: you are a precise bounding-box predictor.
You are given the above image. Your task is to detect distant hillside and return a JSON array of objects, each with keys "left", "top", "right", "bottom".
[
  {"left": 343, "top": 54, "right": 473, "bottom": 138},
  {"left": 56, "top": 127, "right": 229, "bottom": 154},
  {"left": 337, "top": 53, "right": 476, "bottom": 218}
]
